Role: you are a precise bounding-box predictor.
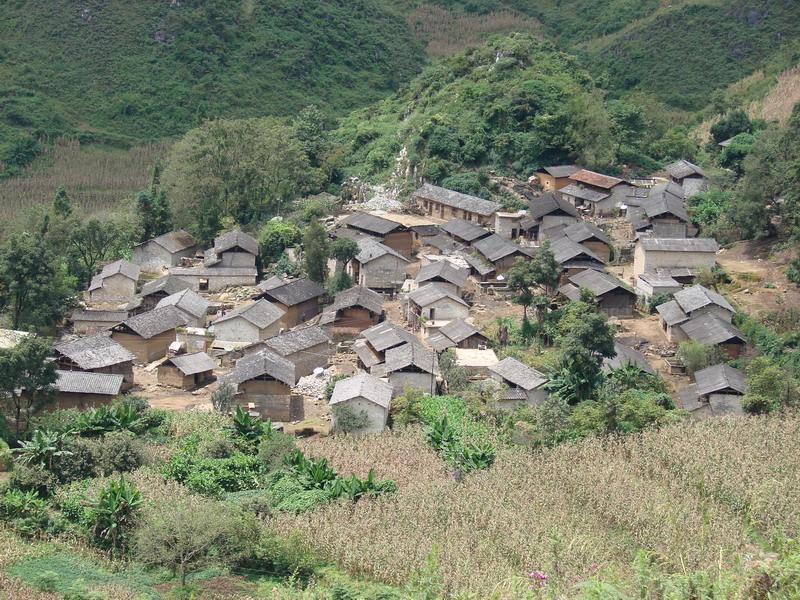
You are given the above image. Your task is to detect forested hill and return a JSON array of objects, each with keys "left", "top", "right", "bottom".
[{"left": 0, "top": 0, "right": 424, "bottom": 169}]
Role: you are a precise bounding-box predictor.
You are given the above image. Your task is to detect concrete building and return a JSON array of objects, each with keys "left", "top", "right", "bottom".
[
  {"left": 223, "top": 348, "right": 303, "bottom": 421},
  {"left": 329, "top": 373, "right": 393, "bottom": 434},
  {"left": 406, "top": 283, "right": 470, "bottom": 329},
  {"left": 210, "top": 299, "right": 285, "bottom": 343},
  {"left": 414, "top": 260, "right": 469, "bottom": 296},
  {"left": 348, "top": 239, "right": 410, "bottom": 294},
  {"left": 88, "top": 260, "right": 140, "bottom": 303},
  {"left": 559, "top": 269, "right": 636, "bottom": 317},
  {"left": 414, "top": 183, "right": 501, "bottom": 225},
  {"left": 319, "top": 286, "right": 384, "bottom": 338},
  {"left": 54, "top": 334, "right": 136, "bottom": 390},
  {"left": 489, "top": 357, "right": 549, "bottom": 409},
  {"left": 253, "top": 277, "right": 325, "bottom": 328},
  {"left": 111, "top": 306, "right": 189, "bottom": 363},
  {"left": 427, "top": 318, "right": 488, "bottom": 352},
  {"left": 155, "top": 288, "right": 210, "bottom": 328},
  {"left": 560, "top": 169, "right": 631, "bottom": 216},
  {"left": 132, "top": 230, "right": 197, "bottom": 272},
  {"left": 341, "top": 212, "right": 413, "bottom": 257},
  {"left": 531, "top": 165, "right": 580, "bottom": 191},
  {"left": 51, "top": 370, "right": 124, "bottom": 410},
  {"left": 679, "top": 363, "right": 745, "bottom": 418},
  {"left": 382, "top": 342, "right": 439, "bottom": 397},
  {"left": 157, "top": 352, "right": 216, "bottom": 390},
  {"left": 633, "top": 237, "right": 718, "bottom": 280},
  {"left": 264, "top": 326, "right": 332, "bottom": 378},
  {"left": 205, "top": 229, "right": 259, "bottom": 268},
  {"left": 70, "top": 309, "right": 127, "bottom": 335}
]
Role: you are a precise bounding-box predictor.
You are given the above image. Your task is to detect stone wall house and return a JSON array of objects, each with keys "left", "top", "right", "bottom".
[
  {"left": 348, "top": 239, "right": 410, "bottom": 294},
  {"left": 493, "top": 210, "right": 527, "bottom": 240},
  {"left": 70, "top": 309, "right": 128, "bottom": 335},
  {"left": 210, "top": 299, "right": 285, "bottom": 343},
  {"left": 472, "top": 234, "right": 534, "bottom": 276},
  {"left": 633, "top": 238, "right": 718, "bottom": 280},
  {"left": 665, "top": 159, "right": 708, "bottom": 198},
  {"left": 440, "top": 218, "right": 491, "bottom": 246},
  {"left": 427, "top": 318, "right": 488, "bottom": 352},
  {"left": 414, "top": 183, "right": 501, "bottom": 226},
  {"left": 264, "top": 326, "right": 332, "bottom": 378},
  {"left": 382, "top": 342, "right": 439, "bottom": 397},
  {"left": 560, "top": 169, "right": 631, "bottom": 216},
  {"left": 132, "top": 230, "right": 197, "bottom": 272},
  {"left": 169, "top": 266, "right": 258, "bottom": 291},
  {"left": 205, "top": 229, "right": 259, "bottom": 268},
  {"left": 50, "top": 370, "right": 124, "bottom": 410},
  {"left": 489, "top": 357, "right": 549, "bottom": 409},
  {"left": 406, "top": 283, "right": 470, "bottom": 328},
  {"left": 134, "top": 275, "right": 192, "bottom": 313},
  {"left": 341, "top": 212, "right": 414, "bottom": 257},
  {"left": 155, "top": 288, "right": 210, "bottom": 328},
  {"left": 414, "top": 260, "right": 469, "bottom": 296},
  {"left": 531, "top": 165, "right": 580, "bottom": 191},
  {"left": 111, "top": 306, "right": 189, "bottom": 363},
  {"left": 88, "top": 260, "right": 140, "bottom": 303},
  {"left": 352, "top": 321, "right": 417, "bottom": 371},
  {"left": 559, "top": 269, "right": 636, "bottom": 317},
  {"left": 54, "top": 334, "right": 136, "bottom": 390},
  {"left": 319, "top": 286, "right": 384, "bottom": 338},
  {"left": 521, "top": 191, "right": 580, "bottom": 241},
  {"left": 157, "top": 352, "right": 216, "bottom": 390},
  {"left": 541, "top": 221, "right": 613, "bottom": 264},
  {"left": 656, "top": 285, "right": 734, "bottom": 342},
  {"left": 254, "top": 277, "right": 325, "bottom": 328},
  {"left": 679, "top": 363, "right": 745, "bottom": 417},
  {"left": 329, "top": 372, "right": 393, "bottom": 434},
  {"left": 223, "top": 348, "right": 303, "bottom": 421}
]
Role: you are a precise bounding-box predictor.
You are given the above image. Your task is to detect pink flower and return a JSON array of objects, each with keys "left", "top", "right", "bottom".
[{"left": 527, "top": 570, "right": 548, "bottom": 587}]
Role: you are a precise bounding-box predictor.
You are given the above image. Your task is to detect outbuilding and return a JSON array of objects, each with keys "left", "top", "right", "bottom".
[
  {"left": 472, "top": 234, "right": 533, "bottom": 275},
  {"left": 135, "top": 275, "right": 192, "bottom": 313},
  {"left": 406, "top": 283, "right": 470, "bottom": 329},
  {"left": 414, "top": 260, "right": 469, "bottom": 296},
  {"left": 531, "top": 165, "right": 580, "bottom": 191},
  {"left": 427, "top": 318, "right": 488, "bottom": 352},
  {"left": 348, "top": 239, "right": 410, "bottom": 294},
  {"left": 559, "top": 269, "right": 636, "bottom": 317},
  {"left": 353, "top": 320, "right": 417, "bottom": 370},
  {"left": 51, "top": 370, "right": 124, "bottom": 410},
  {"left": 223, "top": 349, "right": 303, "bottom": 421},
  {"left": 111, "top": 306, "right": 189, "bottom": 363},
  {"left": 319, "top": 286, "right": 385, "bottom": 337},
  {"left": 489, "top": 357, "right": 549, "bottom": 409},
  {"left": 542, "top": 221, "right": 613, "bottom": 263},
  {"left": 382, "top": 342, "right": 439, "bottom": 397},
  {"left": 522, "top": 191, "right": 580, "bottom": 241},
  {"left": 678, "top": 313, "right": 747, "bottom": 358},
  {"left": 157, "top": 352, "right": 216, "bottom": 390},
  {"left": 155, "top": 288, "right": 210, "bottom": 328},
  {"left": 88, "top": 260, "right": 140, "bottom": 303},
  {"left": 562, "top": 169, "right": 631, "bottom": 216},
  {"left": 440, "top": 218, "right": 491, "bottom": 246},
  {"left": 679, "top": 363, "right": 745, "bottom": 417},
  {"left": 204, "top": 229, "right": 259, "bottom": 268},
  {"left": 329, "top": 373, "right": 393, "bottom": 434},
  {"left": 665, "top": 159, "right": 708, "bottom": 198}
]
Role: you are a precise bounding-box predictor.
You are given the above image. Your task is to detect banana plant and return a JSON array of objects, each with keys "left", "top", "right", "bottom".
[
  {"left": 89, "top": 477, "right": 142, "bottom": 556},
  {"left": 14, "top": 429, "right": 73, "bottom": 470},
  {"left": 228, "top": 406, "right": 271, "bottom": 444}
]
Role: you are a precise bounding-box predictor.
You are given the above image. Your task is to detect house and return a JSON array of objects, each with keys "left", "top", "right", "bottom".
[
  {"left": 111, "top": 306, "right": 189, "bottom": 363},
  {"left": 169, "top": 266, "right": 258, "bottom": 291},
  {"left": 494, "top": 210, "right": 528, "bottom": 240},
  {"left": 531, "top": 165, "right": 580, "bottom": 191},
  {"left": 633, "top": 237, "right": 718, "bottom": 279},
  {"left": 382, "top": 342, "right": 439, "bottom": 397},
  {"left": 157, "top": 352, "right": 216, "bottom": 390},
  {"left": 541, "top": 221, "right": 613, "bottom": 263},
  {"left": 678, "top": 313, "right": 747, "bottom": 357},
  {"left": 0, "top": 329, "right": 31, "bottom": 350},
  {"left": 489, "top": 357, "right": 549, "bottom": 409},
  {"left": 665, "top": 159, "right": 708, "bottom": 198},
  {"left": 637, "top": 182, "right": 693, "bottom": 238},
  {"left": 319, "top": 286, "right": 384, "bottom": 337},
  {"left": 135, "top": 275, "right": 192, "bottom": 312},
  {"left": 560, "top": 169, "right": 631, "bottom": 216},
  {"left": 223, "top": 348, "right": 302, "bottom": 421},
  {"left": 603, "top": 343, "right": 654, "bottom": 374},
  {"left": 440, "top": 218, "right": 491, "bottom": 246},
  {"left": 88, "top": 260, "right": 140, "bottom": 303},
  {"left": 472, "top": 234, "right": 533, "bottom": 275},
  {"left": 549, "top": 236, "right": 606, "bottom": 281},
  {"left": 559, "top": 269, "right": 636, "bottom": 317},
  {"left": 521, "top": 192, "right": 580, "bottom": 241},
  {"left": 348, "top": 238, "right": 410, "bottom": 294},
  {"left": 462, "top": 253, "right": 496, "bottom": 282},
  {"left": 414, "top": 260, "right": 469, "bottom": 296},
  {"left": 205, "top": 229, "right": 259, "bottom": 268},
  {"left": 679, "top": 363, "right": 746, "bottom": 418},
  {"left": 421, "top": 233, "right": 465, "bottom": 255},
  {"left": 636, "top": 273, "right": 682, "bottom": 298},
  {"left": 155, "top": 289, "right": 210, "bottom": 328},
  {"left": 414, "top": 183, "right": 502, "bottom": 225},
  {"left": 70, "top": 309, "right": 127, "bottom": 335},
  {"left": 264, "top": 326, "right": 332, "bottom": 378},
  {"left": 329, "top": 373, "right": 393, "bottom": 434},
  {"left": 454, "top": 348, "right": 498, "bottom": 378},
  {"left": 51, "top": 370, "right": 124, "bottom": 410},
  {"left": 132, "top": 230, "right": 197, "bottom": 272},
  {"left": 353, "top": 321, "right": 417, "bottom": 370},
  {"left": 656, "top": 285, "right": 734, "bottom": 341},
  {"left": 427, "top": 318, "right": 488, "bottom": 352},
  {"left": 341, "top": 212, "right": 413, "bottom": 257},
  {"left": 406, "top": 283, "right": 470, "bottom": 329},
  {"left": 54, "top": 334, "right": 136, "bottom": 390},
  {"left": 253, "top": 277, "right": 325, "bottom": 328},
  {"left": 210, "top": 300, "right": 285, "bottom": 343}
]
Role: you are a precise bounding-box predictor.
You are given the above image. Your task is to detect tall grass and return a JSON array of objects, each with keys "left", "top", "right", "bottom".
[{"left": 276, "top": 415, "right": 800, "bottom": 597}]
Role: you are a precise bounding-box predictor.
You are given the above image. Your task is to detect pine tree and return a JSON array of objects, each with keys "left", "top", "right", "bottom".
[{"left": 303, "top": 221, "right": 329, "bottom": 284}]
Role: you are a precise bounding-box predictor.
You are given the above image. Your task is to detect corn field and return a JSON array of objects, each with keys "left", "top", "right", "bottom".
[
  {"left": 407, "top": 6, "right": 541, "bottom": 58},
  {"left": 277, "top": 415, "right": 800, "bottom": 597},
  {"left": 0, "top": 138, "right": 168, "bottom": 237}
]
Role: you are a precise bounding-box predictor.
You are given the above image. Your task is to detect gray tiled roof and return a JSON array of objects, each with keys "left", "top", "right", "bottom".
[
  {"left": 71, "top": 309, "right": 128, "bottom": 323},
  {"left": 666, "top": 159, "right": 706, "bottom": 180},
  {"left": 655, "top": 300, "right": 689, "bottom": 326},
  {"left": 627, "top": 206, "right": 650, "bottom": 231},
  {"left": 213, "top": 299, "right": 285, "bottom": 330},
  {"left": 116, "top": 306, "right": 189, "bottom": 339},
  {"left": 89, "top": 259, "right": 140, "bottom": 290},
  {"left": 265, "top": 326, "right": 330, "bottom": 356},
  {"left": 694, "top": 363, "right": 746, "bottom": 397},
  {"left": 674, "top": 285, "right": 734, "bottom": 315},
  {"left": 224, "top": 348, "right": 296, "bottom": 387},
  {"left": 214, "top": 229, "right": 259, "bottom": 256},
  {"left": 438, "top": 318, "right": 481, "bottom": 344},
  {"left": 529, "top": 191, "right": 580, "bottom": 220},
  {"left": 423, "top": 233, "right": 465, "bottom": 253},
  {"left": 141, "top": 275, "right": 192, "bottom": 298},
  {"left": 489, "top": 357, "right": 547, "bottom": 390},
  {"left": 259, "top": 278, "right": 325, "bottom": 306},
  {"left": 415, "top": 261, "right": 469, "bottom": 289},
  {"left": 156, "top": 289, "right": 210, "bottom": 319},
  {"left": 55, "top": 334, "right": 135, "bottom": 370},
  {"left": 362, "top": 321, "right": 417, "bottom": 352},
  {"left": 566, "top": 269, "right": 632, "bottom": 297},
  {"left": 385, "top": 342, "right": 439, "bottom": 375},
  {"left": 427, "top": 332, "right": 456, "bottom": 352},
  {"left": 463, "top": 253, "right": 495, "bottom": 276},
  {"left": 355, "top": 238, "right": 409, "bottom": 264},
  {"left": 538, "top": 165, "right": 579, "bottom": 178},
  {"left": 353, "top": 339, "right": 383, "bottom": 368},
  {"left": 329, "top": 286, "right": 384, "bottom": 315},
  {"left": 544, "top": 222, "right": 612, "bottom": 247},
  {"left": 473, "top": 234, "right": 527, "bottom": 263},
  {"left": 603, "top": 343, "right": 654, "bottom": 374},
  {"left": 415, "top": 183, "right": 501, "bottom": 216},
  {"left": 163, "top": 352, "right": 216, "bottom": 375},
  {"left": 142, "top": 230, "right": 196, "bottom": 254},
  {"left": 679, "top": 313, "right": 746, "bottom": 346},
  {"left": 342, "top": 212, "right": 404, "bottom": 235},
  {"left": 642, "top": 185, "right": 689, "bottom": 222},
  {"left": 440, "top": 218, "right": 491, "bottom": 243},
  {"left": 559, "top": 184, "right": 610, "bottom": 203},
  {"left": 549, "top": 236, "right": 604, "bottom": 264},
  {"left": 329, "top": 372, "right": 393, "bottom": 409},
  {"left": 407, "top": 283, "right": 467, "bottom": 308},
  {"left": 55, "top": 370, "right": 124, "bottom": 396},
  {"left": 638, "top": 238, "right": 718, "bottom": 253}
]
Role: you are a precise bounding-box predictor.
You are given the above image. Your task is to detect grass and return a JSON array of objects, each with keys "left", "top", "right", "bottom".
[{"left": 276, "top": 414, "right": 800, "bottom": 597}]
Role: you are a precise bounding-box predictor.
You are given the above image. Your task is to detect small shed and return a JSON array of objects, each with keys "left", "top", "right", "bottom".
[
  {"left": 603, "top": 343, "right": 654, "bottom": 374},
  {"left": 679, "top": 363, "right": 746, "bottom": 418},
  {"left": 70, "top": 309, "right": 127, "bottom": 335},
  {"left": 319, "top": 286, "right": 384, "bottom": 337},
  {"left": 132, "top": 230, "right": 197, "bottom": 272},
  {"left": 88, "top": 260, "right": 140, "bottom": 303},
  {"left": 550, "top": 236, "right": 606, "bottom": 282},
  {"left": 532, "top": 165, "right": 580, "bottom": 191},
  {"left": 489, "top": 357, "right": 549, "bottom": 408},
  {"left": 254, "top": 277, "right": 325, "bottom": 328},
  {"left": 210, "top": 299, "right": 285, "bottom": 343},
  {"left": 472, "top": 234, "right": 533, "bottom": 275},
  {"left": 463, "top": 253, "right": 496, "bottom": 282},
  {"left": 563, "top": 169, "right": 630, "bottom": 216},
  {"left": 264, "top": 326, "right": 332, "bottom": 378},
  {"left": 111, "top": 306, "right": 189, "bottom": 363},
  {"left": 559, "top": 270, "right": 636, "bottom": 317},
  {"left": 383, "top": 342, "right": 439, "bottom": 397},
  {"left": 329, "top": 372, "right": 393, "bottom": 434},
  {"left": 155, "top": 288, "right": 210, "bottom": 328},
  {"left": 636, "top": 273, "right": 682, "bottom": 298},
  {"left": 414, "top": 260, "right": 469, "bottom": 296},
  {"left": 223, "top": 348, "right": 302, "bottom": 421},
  {"left": 422, "top": 233, "right": 466, "bottom": 255},
  {"left": 157, "top": 352, "right": 216, "bottom": 390},
  {"left": 665, "top": 159, "right": 708, "bottom": 198},
  {"left": 414, "top": 183, "right": 501, "bottom": 226},
  {"left": 54, "top": 334, "right": 136, "bottom": 389},
  {"left": 454, "top": 348, "right": 499, "bottom": 379},
  {"left": 52, "top": 370, "right": 124, "bottom": 410},
  {"left": 406, "top": 283, "right": 470, "bottom": 328}
]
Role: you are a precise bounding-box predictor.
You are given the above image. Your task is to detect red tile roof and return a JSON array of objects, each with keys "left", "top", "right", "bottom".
[{"left": 569, "top": 169, "right": 624, "bottom": 190}]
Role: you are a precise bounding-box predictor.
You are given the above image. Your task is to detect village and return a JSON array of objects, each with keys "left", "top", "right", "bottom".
[{"left": 0, "top": 158, "right": 755, "bottom": 433}]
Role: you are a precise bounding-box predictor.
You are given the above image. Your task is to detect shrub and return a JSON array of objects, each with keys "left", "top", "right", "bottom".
[
  {"left": 0, "top": 488, "right": 52, "bottom": 538},
  {"left": 331, "top": 404, "right": 370, "bottom": 434},
  {"left": 9, "top": 464, "right": 59, "bottom": 497},
  {"left": 88, "top": 432, "right": 146, "bottom": 477},
  {"left": 787, "top": 258, "right": 800, "bottom": 285},
  {"left": 257, "top": 432, "right": 296, "bottom": 470},
  {"left": 677, "top": 341, "right": 723, "bottom": 376},
  {"left": 211, "top": 382, "right": 236, "bottom": 415},
  {"left": 199, "top": 437, "right": 236, "bottom": 459},
  {"left": 53, "top": 437, "right": 95, "bottom": 483},
  {"left": 163, "top": 452, "right": 266, "bottom": 497}
]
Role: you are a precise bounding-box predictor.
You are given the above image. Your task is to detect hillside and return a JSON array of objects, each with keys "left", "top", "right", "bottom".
[{"left": 0, "top": 0, "right": 424, "bottom": 173}]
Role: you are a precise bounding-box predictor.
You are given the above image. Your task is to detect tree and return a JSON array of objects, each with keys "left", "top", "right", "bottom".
[
  {"left": 719, "top": 132, "right": 756, "bottom": 174},
  {"left": 211, "top": 382, "right": 235, "bottom": 415},
  {"left": 134, "top": 495, "right": 259, "bottom": 587},
  {"left": 710, "top": 110, "right": 751, "bottom": 144},
  {"left": 52, "top": 187, "right": 73, "bottom": 218},
  {"left": 0, "top": 337, "right": 57, "bottom": 437},
  {"left": 303, "top": 221, "right": 329, "bottom": 284},
  {"left": 259, "top": 220, "right": 301, "bottom": 264},
  {"left": 329, "top": 238, "right": 359, "bottom": 273},
  {"left": 608, "top": 100, "right": 646, "bottom": 156},
  {"left": 507, "top": 244, "right": 559, "bottom": 330},
  {"left": 68, "top": 218, "right": 132, "bottom": 279},
  {"left": 677, "top": 341, "right": 722, "bottom": 376},
  {"left": 741, "top": 356, "right": 800, "bottom": 414}
]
